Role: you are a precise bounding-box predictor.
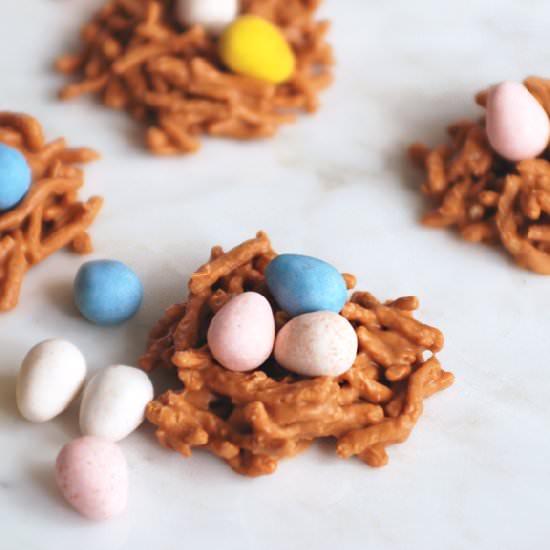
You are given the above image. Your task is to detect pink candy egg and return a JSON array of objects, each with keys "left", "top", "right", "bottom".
[
  {"left": 486, "top": 81, "right": 550, "bottom": 162},
  {"left": 274, "top": 311, "right": 357, "bottom": 377},
  {"left": 55, "top": 436, "right": 128, "bottom": 521},
  {"left": 207, "top": 291, "right": 275, "bottom": 372}
]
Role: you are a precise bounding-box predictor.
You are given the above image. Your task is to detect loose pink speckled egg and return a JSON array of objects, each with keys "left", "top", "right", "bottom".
[
  {"left": 55, "top": 436, "right": 128, "bottom": 521},
  {"left": 486, "top": 81, "right": 550, "bottom": 162},
  {"left": 274, "top": 311, "right": 357, "bottom": 377},
  {"left": 207, "top": 291, "right": 275, "bottom": 372}
]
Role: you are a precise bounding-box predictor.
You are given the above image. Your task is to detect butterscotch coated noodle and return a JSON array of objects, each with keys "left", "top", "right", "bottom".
[
  {"left": 409, "top": 76, "right": 550, "bottom": 274},
  {"left": 140, "top": 232, "right": 453, "bottom": 476},
  {"left": 0, "top": 113, "right": 103, "bottom": 311},
  {"left": 56, "top": 0, "right": 333, "bottom": 155}
]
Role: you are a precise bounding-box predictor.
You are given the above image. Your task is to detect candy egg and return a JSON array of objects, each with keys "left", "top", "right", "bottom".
[
  {"left": 79, "top": 365, "right": 153, "bottom": 442},
  {"left": 265, "top": 254, "right": 348, "bottom": 317},
  {"left": 274, "top": 311, "right": 357, "bottom": 377},
  {"left": 207, "top": 291, "right": 275, "bottom": 372},
  {"left": 175, "top": 0, "right": 239, "bottom": 34},
  {"left": 16, "top": 339, "right": 86, "bottom": 423},
  {"left": 486, "top": 81, "right": 550, "bottom": 162},
  {"left": 74, "top": 260, "right": 143, "bottom": 326},
  {"left": 219, "top": 15, "right": 296, "bottom": 84},
  {"left": 0, "top": 143, "right": 31, "bottom": 211},
  {"left": 55, "top": 436, "right": 127, "bottom": 521}
]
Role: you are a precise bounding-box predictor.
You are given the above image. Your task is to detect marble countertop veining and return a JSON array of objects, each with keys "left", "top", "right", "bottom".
[{"left": 1, "top": 1, "right": 550, "bottom": 549}]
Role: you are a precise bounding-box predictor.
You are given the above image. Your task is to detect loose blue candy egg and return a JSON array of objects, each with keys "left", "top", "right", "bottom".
[
  {"left": 0, "top": 143, "right": 32, "bottom": 212},
  {"left": 265, "top": 254, "right": 347, "bottom": 317},
  {"left": 74, "top": 260, "right": 144, "bottom": 326}
]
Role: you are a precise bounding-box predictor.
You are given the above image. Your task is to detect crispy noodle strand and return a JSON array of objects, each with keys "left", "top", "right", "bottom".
[
  {"left": 140, "top": 232, "right": 454, "bottom": 476},
  {"left": 409, "top": 76, "right": 550, "bottom": 274},
  {"left": 56, "top": 0, "right": 334, "bottom": 155},
  {"left": 0, "top": 112, "right": 102, "bottom": 311}
]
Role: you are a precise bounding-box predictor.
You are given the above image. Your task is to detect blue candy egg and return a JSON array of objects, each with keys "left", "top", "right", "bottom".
[
  {"left": 74, "top": 260, "right": 144, "bottom": 326},
  {"left": 265, "top": 254, "right": 348, "bottom": 317},
  {"left": 0, "top": 143, "right": 32, "bottom": 212}
]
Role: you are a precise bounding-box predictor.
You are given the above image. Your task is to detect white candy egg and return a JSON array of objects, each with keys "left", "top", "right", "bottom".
[
  {"left": 274, "top": 311, "right": 358, "bottom": 377},
  {"left": 16, "top": 339, "right": 86, "bottom": 423},
  {"left": 79, "top": 365, "right": 154, "bottom": 442},
  {"left": 175, "top": 0, "right": 239, "bottom": 34}
]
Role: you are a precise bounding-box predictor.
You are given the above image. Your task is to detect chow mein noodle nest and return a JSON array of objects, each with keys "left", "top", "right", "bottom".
[
  {"left": 409, "top": 76, "right": 550, "bottom": 274},
  {"left": 56, "top": 0, "right": 333, "bottom": 155},
  {"left": 0, "top": 112, "right": 102, "bottom": 312},
  {"left": 140, "top": 232, "right": 454, "bottom": 476}
]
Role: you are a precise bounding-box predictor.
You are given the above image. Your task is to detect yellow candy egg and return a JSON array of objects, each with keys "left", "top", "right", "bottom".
[{"left": 219, "top": 15, "right": 296, "bottom": 84}]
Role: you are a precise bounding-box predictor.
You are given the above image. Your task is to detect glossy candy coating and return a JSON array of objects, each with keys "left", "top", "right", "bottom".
[{"left": 219, "top": 15, "right": 296, "bottom": 84}]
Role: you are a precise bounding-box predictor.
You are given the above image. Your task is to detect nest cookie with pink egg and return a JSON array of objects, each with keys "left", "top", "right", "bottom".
[
  {"left": 409, "top": 77, "right": 550, "bottom": 274},
  {"left": 139, "top": 232, "right": 454, "bottom": 477}
]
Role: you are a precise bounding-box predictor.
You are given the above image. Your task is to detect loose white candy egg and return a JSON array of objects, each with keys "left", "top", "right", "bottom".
[
  {"left": 175, "top": 0, "right": 239, "bottom": 34},
  {"left": 16, "top": 339, "right": 86, "bottom": 423},
  {"left": 274, "top": 311, "right": 358, "bottom": 377},
  {"left": 79, "top": 365, "right": 154, "bottom": 442}
]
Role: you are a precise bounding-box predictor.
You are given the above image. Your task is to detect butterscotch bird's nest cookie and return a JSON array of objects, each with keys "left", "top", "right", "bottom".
[
  {"left": 0, "top": 113, "right": 103, "bottom": 311},
  {"left": 139, "top": 232, "right": 454, "bottom": 476},
  {"left": 56, "top": 0, "right": 333, "bottom": 155},
  {"left": 409, "top": 76, "right": 550, "bottom": 274}
]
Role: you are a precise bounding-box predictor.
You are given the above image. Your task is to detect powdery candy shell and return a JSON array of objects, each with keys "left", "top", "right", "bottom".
[
  {"left": 55, "top": 436, "right": 128, "bottom": 521},
  {"left": 175, "top": 0, "right": 238, "bottom": 34},
  {"left": 80, "top": 365, "right": 154, "bottom": 442},
  {"left": 16, "top": 339, "right": 86, "bottom": 423},
  {"left": 0, "top": 143, "right": 32, "bottom": 211},
  {"left": 486, "top": 81, "right": 550, "bottom": 162},
  {"left": 265, "top": 254, "right": 348, "bottom": 318},
  {"left": 274, "top": 311, "right": 358, "bottom": 377},
  {"left": 207, "top": 292, "right": 275, "bottom": 372}
]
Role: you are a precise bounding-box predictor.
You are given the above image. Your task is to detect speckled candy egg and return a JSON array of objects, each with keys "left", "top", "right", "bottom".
[
  {"left": 74, "top": 260, "right": 143, "bottom": 326},
  {"left": 0, "top": 143, "right": 31, "bottom": 211},
  {"left": 79, "top": 365, "right": 154, "bottom": 442},
  {"left": 55, "top": 436, "right": 128, "bottom": 521},
  {"left": 274, "top": 311, "right": 358, "bottom": 377},
  {"left": 265, "top": 254, "right": 348, "bottom": 317},
  {"left": 207, "top": 291, "right": 275, "bottom": 372},
  {"left": 486, "top": 81, "right": 550, "bottom": 161},
  {"left": 175, "top": 0, "right": 239, "bottom": 34},
  {"left": 16, "top": 339, "right": 86, "bottom": 423}
]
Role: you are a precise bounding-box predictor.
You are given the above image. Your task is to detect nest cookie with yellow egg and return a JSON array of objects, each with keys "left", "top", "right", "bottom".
[
  {"left": 56, "top": 0, "right": 334, "bottom": 155},
  {"left": 139, "top": 232, "right": 454, "bottom": 477}
]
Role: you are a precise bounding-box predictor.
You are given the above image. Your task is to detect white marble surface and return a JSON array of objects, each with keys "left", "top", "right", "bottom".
[{"left": 1, "top": 1, "right": 549, "bottom": 548}]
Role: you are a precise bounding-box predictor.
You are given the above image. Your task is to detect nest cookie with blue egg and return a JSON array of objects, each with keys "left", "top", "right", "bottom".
[
  {"left": 139, "top": 232, "right": 454, "bottom": 477},
  {"left": 0, "top": 112, "right": 103, "bottom": 311}
]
